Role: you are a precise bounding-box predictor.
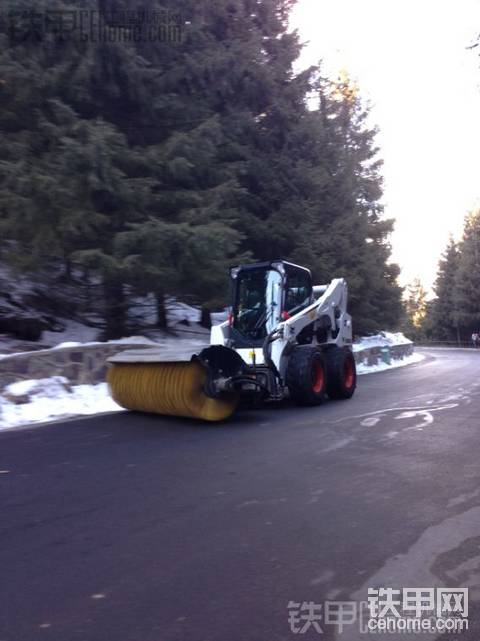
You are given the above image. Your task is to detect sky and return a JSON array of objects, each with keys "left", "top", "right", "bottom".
[{"left": 290, "top": 0, "right": 480, "bottom": 291}]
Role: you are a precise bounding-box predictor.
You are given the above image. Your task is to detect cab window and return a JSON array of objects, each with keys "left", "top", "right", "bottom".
[
  {"left": 285, "top": 270, "right": 312, "bottom": 315},
  {"left": 233, "top": 268, "right": 282, "bottom": 339}
]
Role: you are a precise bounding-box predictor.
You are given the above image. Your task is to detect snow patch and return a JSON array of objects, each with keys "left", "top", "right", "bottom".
[
  {"left": 5, "top": 376, "right": 70, "bottom": 398},
  {"left": 53, "top": 335, "right": 159, "bottom": 349},
  {"left": 357, "top": 351, "right": 425, "bottom": 375},
  {"left": 353, "top": 331, "right": 412, "bottom": 351},
  {"left": 42, "top": 319, "right": 100, "bottom": 346},
  {"left": 51, "top": 342, "right": 83, "bottom": 349},
  {"left": 0, "top": 380, "right": 122, "bottom": 429}
]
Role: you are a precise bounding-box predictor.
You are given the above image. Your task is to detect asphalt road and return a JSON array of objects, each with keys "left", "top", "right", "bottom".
[{"left": 1, "top": 349, "right": 479, "bottom": 641}]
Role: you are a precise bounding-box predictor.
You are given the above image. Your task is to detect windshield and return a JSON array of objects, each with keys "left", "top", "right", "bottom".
[{"left": 233, "top": 268, "right": 282, "bottom": 340}]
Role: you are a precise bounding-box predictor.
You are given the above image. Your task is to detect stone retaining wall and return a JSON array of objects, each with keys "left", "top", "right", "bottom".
[
  {"left": 0, "top": 343, "right": 153, "bottom": 390},
  {"left": 0, "top": 340, "right": 415, "bottom": 391},
  {"left": 353, "top": 342, "right": 414, "bottom": 366}
]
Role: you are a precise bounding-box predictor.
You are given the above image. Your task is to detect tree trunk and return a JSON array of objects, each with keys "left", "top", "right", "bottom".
[
  {"left": 156, "top": 291, "right": 168, "bottom": 329},
  {"left": 200, "top": 306, "right": 211, "bottom": 329},
  {"left": 103, "top": 277, "right": 127, "bottom": 339}
]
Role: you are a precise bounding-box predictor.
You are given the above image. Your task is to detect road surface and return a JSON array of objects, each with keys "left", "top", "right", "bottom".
[{"left": 1, "top": 348, "right": 479, "bottom": 640}]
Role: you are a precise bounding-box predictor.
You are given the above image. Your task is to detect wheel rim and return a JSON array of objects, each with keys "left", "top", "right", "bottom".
[
  {"left": 312, "top": 360, "right": 324, "bottom": 393},
  {"left": 344, "top": 356, "right": 355, "bottom": 389}
]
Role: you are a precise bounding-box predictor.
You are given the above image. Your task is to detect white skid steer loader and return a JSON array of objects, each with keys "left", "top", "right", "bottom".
[{"left": 107, "top": 260, "right": 357, "bottom": 421}]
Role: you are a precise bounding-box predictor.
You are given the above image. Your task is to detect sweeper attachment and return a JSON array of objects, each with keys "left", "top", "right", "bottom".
[{"left": 107, "top": 260, "right": 357, "bottom": 421}]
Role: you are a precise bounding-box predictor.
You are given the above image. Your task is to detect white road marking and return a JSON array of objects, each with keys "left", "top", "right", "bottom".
[
  {"left": 335, "top": 403, "right": 459, "bottom": 437},
  {"left": 360, "top": 417, "right": 382, "bottom": 427}
]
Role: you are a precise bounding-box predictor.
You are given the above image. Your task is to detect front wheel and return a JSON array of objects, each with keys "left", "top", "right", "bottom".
[
  {"left": 325, "top": 347, "right": 357, "bottom": 399},
  {"left": 286, "top": 346, "right": 327, "bottom": 406}
]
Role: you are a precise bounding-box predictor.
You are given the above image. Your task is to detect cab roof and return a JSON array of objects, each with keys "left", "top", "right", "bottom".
[{"left": 230, "top": 260, "right": 311, "bottom": 278}]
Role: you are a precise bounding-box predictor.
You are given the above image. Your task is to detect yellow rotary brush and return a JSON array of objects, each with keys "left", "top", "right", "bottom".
[{"left": 107, "top": 354, "right": 239, "bottom": 422}]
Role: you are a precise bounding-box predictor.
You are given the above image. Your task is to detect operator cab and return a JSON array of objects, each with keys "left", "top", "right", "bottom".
[{"left": 229, "top": 260, "right": 313, "bottom": 347}]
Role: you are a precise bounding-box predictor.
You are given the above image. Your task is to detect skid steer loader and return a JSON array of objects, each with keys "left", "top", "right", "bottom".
[{"left": 107, "top": 260, "right": 357, "bottom": 421}]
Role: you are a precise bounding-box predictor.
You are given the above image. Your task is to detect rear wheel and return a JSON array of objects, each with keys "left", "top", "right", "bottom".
[
  {"left": 286, "top": 346, "right": 327, "bottom": 406},
  {"left": 325, "top": 347, "right": 356, "bottom": 399}
]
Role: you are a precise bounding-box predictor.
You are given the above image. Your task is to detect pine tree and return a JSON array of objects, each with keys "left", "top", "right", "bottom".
[
  {"left": 287, "top": 73, "right": 403, "bottom": 334},
  {"left": 428, "top": 237, "right": 460, "bottom": 342},
  {"left": 0, "top": 0, "right": 152, "bottom": 336},
  {"left": 114, "top": 0, "right": 314, "bottom": 322},
  {"left": 404, "top": 278, "right": 428, "bottom": 330},
  {"left": 453, "top": 211, "right": 480, "bottom": 336}
]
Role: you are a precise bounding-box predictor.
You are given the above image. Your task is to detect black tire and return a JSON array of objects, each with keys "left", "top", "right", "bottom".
[
  {"left": 325, "top": 347, "right": 356, "bottom": 399},
  {"left": 286, "top": 346, "right": 327, "bottom": 406}
]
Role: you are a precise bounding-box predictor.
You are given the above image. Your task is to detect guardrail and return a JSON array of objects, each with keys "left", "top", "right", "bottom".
[{"left": 416, "top": 340, "right": 478, "bottom": 348}]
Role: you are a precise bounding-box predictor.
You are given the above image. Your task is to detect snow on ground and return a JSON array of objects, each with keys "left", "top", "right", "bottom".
[
  {"left": 356, "top": 351, "right": 425, "bottom": 375},
  {"left": 42, "top": 319, "right": 100, "bottom": 347},
  {"left": 51, "top": 336, "right": 160, "bottom": 350},
  {"left": 353, "top": 331, "right": 412, "bottom": 351},
  {"left": 0, "top": 297, "right": 217, "bottom": 358},
  {"left": 0, "top": 378, "right": 122, "bottom": 429}
]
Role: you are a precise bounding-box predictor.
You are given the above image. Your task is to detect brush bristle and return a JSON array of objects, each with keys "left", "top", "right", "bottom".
[{"left": 107, "top": 360, "right": 238, "bottom": 422}]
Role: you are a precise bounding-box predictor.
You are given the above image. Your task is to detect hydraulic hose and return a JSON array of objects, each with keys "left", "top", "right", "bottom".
[{"left": 262, "top": 328, "right": 282, "bottom": 383}]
